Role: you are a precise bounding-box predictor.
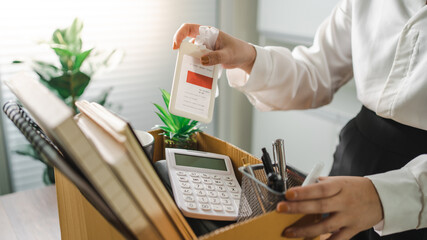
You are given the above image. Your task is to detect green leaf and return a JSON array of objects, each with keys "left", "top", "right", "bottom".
[
  {"left": 33, "top": 69, "right": 50, "bottom": 83},
  {"left": 72, "top": 71, "right": 91, "bottom": 97},
  {"left": 65, "top": 18, "right": 83, "bottom": 49},
  {"left": 49, "top": 75, "right": 71, "bottom": 99},
  {"left": 33, "top": 60, "right": 60, "bottom": 71},
  {"left": 160, "top": 89, "right": 171, "bottom": 108},
  {"left": 52, "top": 47, "right": 73, "bottom": 57},
  {"left": 156, "top": 125, "right": 174, "bottom": 133},
  {"left": 73, "top": 48, "right": 93, "bottom": 71},
  {"left": 13, "top": 144, "right": 50, "bottom": 165},
  {"left": 52, "top": 29, "right": 66, "bottom": 45},
  {"left": 154, "top": 103, "right": 172, "bottom": 120},
  {"left": 177, "top": 120, "right": 198, "bottom": 135},
  {"left": 12, "top": 60, "right": 23, "bottom": 64},
  {"left": 155, "top": 112, "right": 176, "bottom": 131}
]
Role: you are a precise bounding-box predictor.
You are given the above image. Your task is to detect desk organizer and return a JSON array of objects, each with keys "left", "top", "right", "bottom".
[{"left": 238, "top": 164, "right": 306, "bottom": 222}]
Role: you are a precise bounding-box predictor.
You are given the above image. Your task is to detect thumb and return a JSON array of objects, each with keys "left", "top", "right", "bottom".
[{"left": 201, "top": 51, "right": 226, "bottom": 66}]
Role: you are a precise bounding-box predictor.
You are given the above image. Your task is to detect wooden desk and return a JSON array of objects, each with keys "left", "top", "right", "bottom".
[{"left": 0, "top": 186, "right": 60, "bottom": 240}]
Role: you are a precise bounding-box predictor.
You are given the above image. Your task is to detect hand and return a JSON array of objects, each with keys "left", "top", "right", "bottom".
[
  {"left": 276, "top": 176, "right": 384, "bottom": 240},
  {"left": 172, "top": 23, "right": 256, "bottom": 74}
]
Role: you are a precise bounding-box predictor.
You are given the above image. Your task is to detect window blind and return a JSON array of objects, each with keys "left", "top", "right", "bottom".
[{"left": 0, "top": 0, "right": 217, "bottom": 192}]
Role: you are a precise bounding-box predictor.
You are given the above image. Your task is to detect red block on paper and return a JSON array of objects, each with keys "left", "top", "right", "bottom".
[{"left": 186, "top": 71, "right": 213, "bottom": 89}]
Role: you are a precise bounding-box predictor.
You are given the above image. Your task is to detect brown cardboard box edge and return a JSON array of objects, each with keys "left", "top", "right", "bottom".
[{"left": 55, "top": 130, "right": 320, "bottom": 240}]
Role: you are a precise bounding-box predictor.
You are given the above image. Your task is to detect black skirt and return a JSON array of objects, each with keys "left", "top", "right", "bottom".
[{"left": 330, "top": 106, "right": 427, "bottom": 240}]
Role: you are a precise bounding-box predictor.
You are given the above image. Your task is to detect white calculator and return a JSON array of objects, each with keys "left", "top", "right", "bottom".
[{"left": 166, "top": 148, "right": 241, "bottom": 221}]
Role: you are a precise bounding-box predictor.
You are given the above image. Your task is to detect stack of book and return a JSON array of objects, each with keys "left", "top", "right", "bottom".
[{"left": 4, "top": 73, "right": 197, "bottom": 240}]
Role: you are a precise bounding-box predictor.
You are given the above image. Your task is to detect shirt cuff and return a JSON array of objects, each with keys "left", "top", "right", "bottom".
[
  {"left": 366, "top": 168, "right": 422, "bottom": 236},
  {"left": 226, "top": 45, "right": 273, "bottom": 92}
]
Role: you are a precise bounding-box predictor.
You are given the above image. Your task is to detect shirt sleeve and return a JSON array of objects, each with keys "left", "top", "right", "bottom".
[
  {"left": 366, "top": 154, "right": 427, "bottom": 235},
  {"left": 226, "top": 0, "right": 354, "bottom": 111}
]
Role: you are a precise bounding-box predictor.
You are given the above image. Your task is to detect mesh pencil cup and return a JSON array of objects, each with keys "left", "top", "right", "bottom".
[{"left": 237, "top": 164, "right": 306, "bottom": 222}]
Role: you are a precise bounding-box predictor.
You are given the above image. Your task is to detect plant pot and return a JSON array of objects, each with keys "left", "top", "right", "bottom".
[{"left": 164, "top": 134, "right": 197, "bottom": 150}]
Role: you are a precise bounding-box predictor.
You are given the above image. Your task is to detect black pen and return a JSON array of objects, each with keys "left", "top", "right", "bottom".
[{"left": 261, "top": 148, "right": 275, "bottom": 176}]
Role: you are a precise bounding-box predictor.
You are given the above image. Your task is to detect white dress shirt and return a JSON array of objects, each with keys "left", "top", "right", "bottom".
[{"left": 226, "top": 0, "right": 427, "bottom": 236}]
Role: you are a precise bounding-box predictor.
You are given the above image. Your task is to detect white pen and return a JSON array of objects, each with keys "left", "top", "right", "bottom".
[{"left": 302, "top": 162, "right": 324, "bottom": 186}]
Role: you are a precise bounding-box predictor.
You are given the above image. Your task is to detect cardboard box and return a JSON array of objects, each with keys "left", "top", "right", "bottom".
[{"left": 55, "top": 130, "right": 320, "bottom": 240}]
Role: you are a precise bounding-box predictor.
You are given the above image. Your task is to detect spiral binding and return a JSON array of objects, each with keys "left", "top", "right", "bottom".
[{"left": 2, "top": 100, "right": 62, "bottom": 165}]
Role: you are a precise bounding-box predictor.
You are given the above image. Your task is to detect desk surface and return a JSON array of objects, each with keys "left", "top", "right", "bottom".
[{"left": 0, "top": 186, "right": 60, "bottom": 240}]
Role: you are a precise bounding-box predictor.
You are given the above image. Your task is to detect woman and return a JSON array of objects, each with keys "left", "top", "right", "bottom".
[{"left": 172, "top": 0, "right": 427, "bottom": 239}]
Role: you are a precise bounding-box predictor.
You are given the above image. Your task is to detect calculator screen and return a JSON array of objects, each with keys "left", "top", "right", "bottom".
[{"left": 174, "top": 153, "right": 227, "bottom": 171}]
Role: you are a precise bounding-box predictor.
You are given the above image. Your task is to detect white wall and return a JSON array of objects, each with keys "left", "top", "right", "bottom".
[{"left": 258, "top": 0, "right": 339, "bottom": 41}]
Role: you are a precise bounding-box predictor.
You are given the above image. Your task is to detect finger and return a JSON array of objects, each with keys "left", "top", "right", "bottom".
[
  {"left": 285, "top": 179, "right": 341, "bottom": 201},
  {"left": 277, "top": 197, "right": 341, "bottom": 214},
  {"left": 173, "top": 23, "right": 201, "bottom": 49},
  {"left": 200, "top": 50, "right": 227, "bottom": 66},
  {"left": 326, "top": 227, "right": 358, "bottom": 240},
  {"left": 282, "top": 213, "right": 345, "bottom": 238}
]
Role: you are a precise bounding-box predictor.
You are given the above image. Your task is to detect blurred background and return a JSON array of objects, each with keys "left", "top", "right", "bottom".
[{"left": 0, "top": 0, "right": 361, "bottom": 195}]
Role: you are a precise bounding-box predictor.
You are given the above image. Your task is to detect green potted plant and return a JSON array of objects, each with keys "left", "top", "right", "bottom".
[
  {"left": 153, "top": 89, "right": 202, "bottom": 149},
  {"left": 12, "top": 18, "right": 122, "bottom": 184}
]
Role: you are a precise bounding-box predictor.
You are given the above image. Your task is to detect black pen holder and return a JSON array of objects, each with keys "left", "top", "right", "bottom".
[{"left": 237, "top": 164, "right": 306, "bottom": 222}]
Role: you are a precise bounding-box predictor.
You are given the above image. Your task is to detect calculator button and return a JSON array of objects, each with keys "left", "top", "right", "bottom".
[
  {"left": 198, "top": 197, "right": 208, "bottom": 203},
  {"left": 182, "top": 189, "right": 193, "bottom": 195},
  {"left": 196, "top": 190, "right": 206, "bottom": 196},
  {"left": 178, "top": 176, "right": 188, "bottom": 182},
  {"left": 225, "top": 181, "right": 236, "bottom": 187},
  {"left": 192, "top": 178, "right": 202, "bottom": 183},
  {"left": 201, "top": 173, "right": 210, "bottom": 178},
  {"left": 201, "top": 204, "right": 211, "bottom": 211},
  {"left": 223, "top": 176, "right": 233, "bottom": 181},
  {"left": 177, "top": 171, "right": 186, "bottom": 176},
  {"left": 213, "top": 205, "right": 223, "bottom": 212},
  {"left": 210, "top": 198, "right": 220, "bottom": 204},
  {"left": 207, "top": 191, "right": 218, "bottom": 198},
  {"left": 189, "top": 172, "right": 199, "bottom": 177},
  {"left": 216, "top": 186, "right": 226, "bottom": 192},
  {"left": 194, "top": 184, "right": 204, "bottom": 190},
  {"left": 228, "top": 187, "right": 239, "bottom": 193},
  {"left": 214, "top": 180, "right": 223, "bottom": 185},
  {"left": 221, "top": 199, "right": 232, "bottom": 205},
  {"left": 212, "top": 175, "right": 221, "bottom": 180},
  {"left": 206, "top": 185, "right": 215, "bottom": 191},
  {"left": 184, "top": 196, "right": 195, "bottom": 202},
  {"left": 202, "top": 179, "right": 212, "bottom": 184},
  {"left": 219, "top": 192, "right": 229, "bottom": 198},
  {"left": 225, "top": 206, "right": 235, "bottom": 212},
  {"left": 231, "top": 193, "right": 240, "bottom": 199},
  {"left": 180, "top": 182, "right": 190, "bottom": 188},
  {"left": 186, "top": 202, "right": 197, "bottom": 209}
]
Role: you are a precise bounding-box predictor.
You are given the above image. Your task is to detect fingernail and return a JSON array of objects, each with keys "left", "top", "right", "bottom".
[
  {"left": 201, "top": 56, "right": 209, "bottom": 65},
  {"left": 173, "top": 42, "right": 177, "bottom": 49},
  {"left": 282, "top": 228, "right": 296, "bottom": 238},
  {"left": 286, "top": 190, "right": 297, "bottom": 200},
  {"left": 277, "top": 202, "right": 289, "bottom": 213}
]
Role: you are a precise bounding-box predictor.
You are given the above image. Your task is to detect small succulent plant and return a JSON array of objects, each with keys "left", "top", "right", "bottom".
[{"left": 153, "top": 89, "right": 201, "bottom": 149}]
